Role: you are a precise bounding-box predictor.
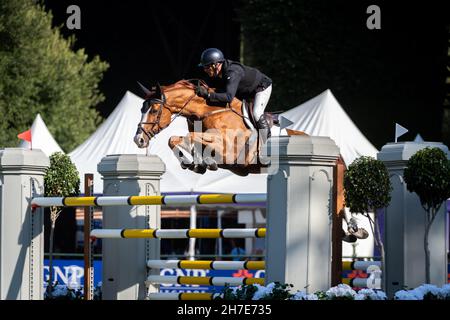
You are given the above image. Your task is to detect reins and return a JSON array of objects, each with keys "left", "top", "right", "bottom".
[{"left": 138, "top": 79, "right": 250, "bottom": 139}]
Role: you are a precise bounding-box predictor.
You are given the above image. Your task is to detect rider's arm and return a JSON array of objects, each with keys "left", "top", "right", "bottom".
[{"left": 208, "top": 70, "right": 243, "bottom": 103}]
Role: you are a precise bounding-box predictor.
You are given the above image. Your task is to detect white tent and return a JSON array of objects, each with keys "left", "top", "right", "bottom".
[
  {"left": 69, "top": 91, "right": 148, "bottom": 193},
  {"left": 280, "top": 89, "right": 378, "bottom": 166},
  {"left": 19, "top": 114, "right": 64, "bottom": 157}
]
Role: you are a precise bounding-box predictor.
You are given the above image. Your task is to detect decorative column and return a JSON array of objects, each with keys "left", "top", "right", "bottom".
[
  {"left": 263, "top": 136, "right": 340, "bottom": 294},
  {"left": 0, "top": 148, "right": 49, "bottom": 300},
  {"left": 98, "top": 154, "right": 165, "bottom": 300},
  {"left": 378, "top": 142, "right": 449, "bottom": 297}
]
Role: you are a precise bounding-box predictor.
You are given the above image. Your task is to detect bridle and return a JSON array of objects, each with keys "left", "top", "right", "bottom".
[{"left": 137, "top": 84, "right": 197, "bottom": 140}]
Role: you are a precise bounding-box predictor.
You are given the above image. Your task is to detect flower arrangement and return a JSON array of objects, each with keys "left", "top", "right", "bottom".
[
  {"left": 46, "top": 282, "right": 450, "bottom": 300},
  {"left": 213, "top": 282, "right": 450, "bottom": 300}
]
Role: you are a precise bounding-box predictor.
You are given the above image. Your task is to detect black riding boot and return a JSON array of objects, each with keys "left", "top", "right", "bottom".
[{"left": 256, "top": 115, "right": 271, "bottom": 140}]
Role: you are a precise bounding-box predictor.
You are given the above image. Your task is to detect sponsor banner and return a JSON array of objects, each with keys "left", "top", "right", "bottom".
[{"left": 44, "top": 259, "right": 265, "bottom": 292}]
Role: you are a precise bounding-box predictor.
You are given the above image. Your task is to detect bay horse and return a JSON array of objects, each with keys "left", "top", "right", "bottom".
[
  {"left": 133, "top": 80, "right": 368, "bottom": 244},
  {"left": 134, "top": 80, "right": 306, "bottom": 176}
]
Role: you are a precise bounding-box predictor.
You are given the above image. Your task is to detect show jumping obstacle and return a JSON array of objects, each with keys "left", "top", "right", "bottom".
[
  {"left": 146, "top": 260, "right": 265, "bottom": 270},
  {"left": 31, "top": 193, "right": 266, "bottom": 207},
  {"left": 1, "top": 139, "right": 447, "bottom": 300},
  {"left": 147, "top": 292, "right": 221, "bottom": 300},
  {"left": 90, "top": 228, "right": 266, "bottom": 239},
  {"left": 146, "top": 275, "right": 264, "bottom": 286}
]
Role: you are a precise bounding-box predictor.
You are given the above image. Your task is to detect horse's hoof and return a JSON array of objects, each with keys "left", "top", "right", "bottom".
[
  {"left": 193, "top": 165, "right": 207, "bottom": 174},
  {"left": 207, "top": 163, "right": 218, "bottom": 171},
  {"left": 204, "top": 158, "right": 218, "bottom": 171},
  {"left": 180, "top": 162, "right": 191, "bottom": 170}
]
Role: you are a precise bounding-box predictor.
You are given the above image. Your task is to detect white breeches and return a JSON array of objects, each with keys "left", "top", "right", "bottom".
[{"left": 253, "top": 84, "right": 272, "bottom": 120}]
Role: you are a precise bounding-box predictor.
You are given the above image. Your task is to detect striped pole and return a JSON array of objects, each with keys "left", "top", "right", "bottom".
[
  {"left": 342, "top": 261, "right": 381, "bottom": 271},
  {"left": 148, "top": 293, "right": 221, "bottom": 300},
  {"left": 342, "top": 277, "right": 382, "bottom": 289},
  {"left": 31, "top": 193, "right": 266, "bottom": 207},
  {"left": 146, "top": 260, "right": 380, "bottom": 271},
  {"left": 147, "top": 260, "right": 265, "bottom": 270},
  {"left": 146, "top": 275, "right": 264, "bottom": 286},
  {"left": 91, "top": 228, "right": 266, "bottom": 239}
]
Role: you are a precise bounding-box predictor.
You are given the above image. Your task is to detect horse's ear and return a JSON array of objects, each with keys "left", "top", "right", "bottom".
[
  {"left": 156, "top": 82, "right": 162, "bottom": 97},
  {"left": 137, "top": 81, "right": 152, "bottom": 98}
]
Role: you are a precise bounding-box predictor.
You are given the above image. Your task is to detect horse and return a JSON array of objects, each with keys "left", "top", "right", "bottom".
[
  {"left": 133, "top": 80, "right": 369, "bottom": 242},
  {"left": 133, "top": 79, "right": 307, "bottom": 176}
]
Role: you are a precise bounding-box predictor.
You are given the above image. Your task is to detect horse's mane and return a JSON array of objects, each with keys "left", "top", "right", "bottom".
[{"left": 162, "top": 79, "right": 202, "bottom": 92}]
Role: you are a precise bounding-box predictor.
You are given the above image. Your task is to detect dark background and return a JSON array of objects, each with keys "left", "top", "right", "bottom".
[{"left": 43, "top": 0, "right": 449, "bottom": 150}]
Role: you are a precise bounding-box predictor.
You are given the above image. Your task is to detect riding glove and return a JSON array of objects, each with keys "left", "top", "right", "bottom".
[{"left": 196, "top": 86, "right": 210, "bottom": 99}]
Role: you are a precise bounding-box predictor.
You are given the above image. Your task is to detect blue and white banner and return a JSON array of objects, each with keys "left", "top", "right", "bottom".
[{"left": 44, "top": 259, "right": 265, "bottom": 292}]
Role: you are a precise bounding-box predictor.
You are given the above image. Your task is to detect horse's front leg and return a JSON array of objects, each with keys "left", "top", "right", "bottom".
[
  {"left": 190, "top": 131, "right": 224, "bottom": 172},
  {"left": 168, "top": 136, "right": 195, "bottom": 169},
  {"left": 168, "top": 134, "right": 210, "bottom": 174}
]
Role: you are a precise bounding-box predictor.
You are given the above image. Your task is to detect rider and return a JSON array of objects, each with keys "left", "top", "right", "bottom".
[{"left": 196, "top": 48, "right": 273, "bottom": 139}]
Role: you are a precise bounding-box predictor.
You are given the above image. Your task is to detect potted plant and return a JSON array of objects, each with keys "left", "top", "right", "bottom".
[
  {"left": 403, "top": 147, "right": 450, "bottom": 283},
  {"left": 343, "top": 156, "right": 392, "bottom": 284},
  {"left": 44, "top": 152, "right": 80, "bottom": 298}
]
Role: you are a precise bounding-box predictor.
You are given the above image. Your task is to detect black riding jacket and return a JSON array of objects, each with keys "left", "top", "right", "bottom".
[{"left": 205, "top": 60, "right": 272, "bottom": 103}]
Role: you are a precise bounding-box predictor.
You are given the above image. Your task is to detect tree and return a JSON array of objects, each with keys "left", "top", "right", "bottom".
[
  {"left": 236, "top": 1, "right": 448, "bottom": 149},
  {"left": 343, "top": 156, "right": 392, "bottom": 285},
  {"left": 0, "top": 0, "right": 108, "bottom": 152},
  {"left": 403, "top": 147, "right": 450, "bottom": 284},
  {"left": 44, "top": 152, "right": 80, "bottom": 298}
]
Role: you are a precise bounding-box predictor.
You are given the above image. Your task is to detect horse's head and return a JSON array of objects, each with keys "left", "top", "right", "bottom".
[{"left": 134, "top": 83, "right": 173, "bottom": 148}]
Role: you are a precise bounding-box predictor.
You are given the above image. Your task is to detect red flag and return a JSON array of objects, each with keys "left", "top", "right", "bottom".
[{"left": 18, "top": 129, "right": 32, "bottom": 143}]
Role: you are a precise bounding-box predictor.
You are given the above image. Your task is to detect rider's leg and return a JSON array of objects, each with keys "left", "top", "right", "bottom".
[{"left": 253, "top": 84, "right": 272, "bottom": 139}]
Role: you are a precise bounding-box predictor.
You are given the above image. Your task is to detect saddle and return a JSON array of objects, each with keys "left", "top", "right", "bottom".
[{"left": 241, "top": 99, "right": 276, "bottom": 130}]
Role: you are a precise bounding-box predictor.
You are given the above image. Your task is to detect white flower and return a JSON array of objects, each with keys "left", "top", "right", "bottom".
[
  {"left": 355, "top": 288, "right": 387, "bottom": 300},
  {"left": 305, "top": 293, "right": 319, "bottom": 300},
  {"left": 67, "top": 281, "right": 80, "bottom": 290},
  {"left": 417, "top": 284, "right": 439, "bottom": 294},
  {"left": 398, "top": 284, "right": 449, "bottom": 300},
  {"left": 289, "top": 291, "right": 318, "bottom": 300},
  {"left": 440, "top": 284, "right": 450, "bottom": 299},
  {"left": 326, "top": 284, "right": 356, "bottom": 299},
  {"left": 394, "top": 290, "right": 420, "bottom": 300},
  {"left": 252, "top": 284, "right": 273, "bottom": 300},
  {"left": 354, "top": 293, "right": 366, "bottom": 300},
  {"left": 51, "top": 285, "right": 69, "bottom": 297}
]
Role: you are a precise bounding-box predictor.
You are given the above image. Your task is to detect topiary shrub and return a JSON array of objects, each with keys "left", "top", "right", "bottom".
[
  {"left": 403, "top": 147, "right": 450, "bottom": 284},
  {"left": 343, "top": 156, "right": 392, "bottom": 285},
  {"left": 44, "top": 152, "right": 80, "bottom": 298}
]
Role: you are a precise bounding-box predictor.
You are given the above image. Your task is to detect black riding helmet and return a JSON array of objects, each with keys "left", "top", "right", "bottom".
[{"left": 198, "top": 48, "right": 225, "bottom": 67}]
